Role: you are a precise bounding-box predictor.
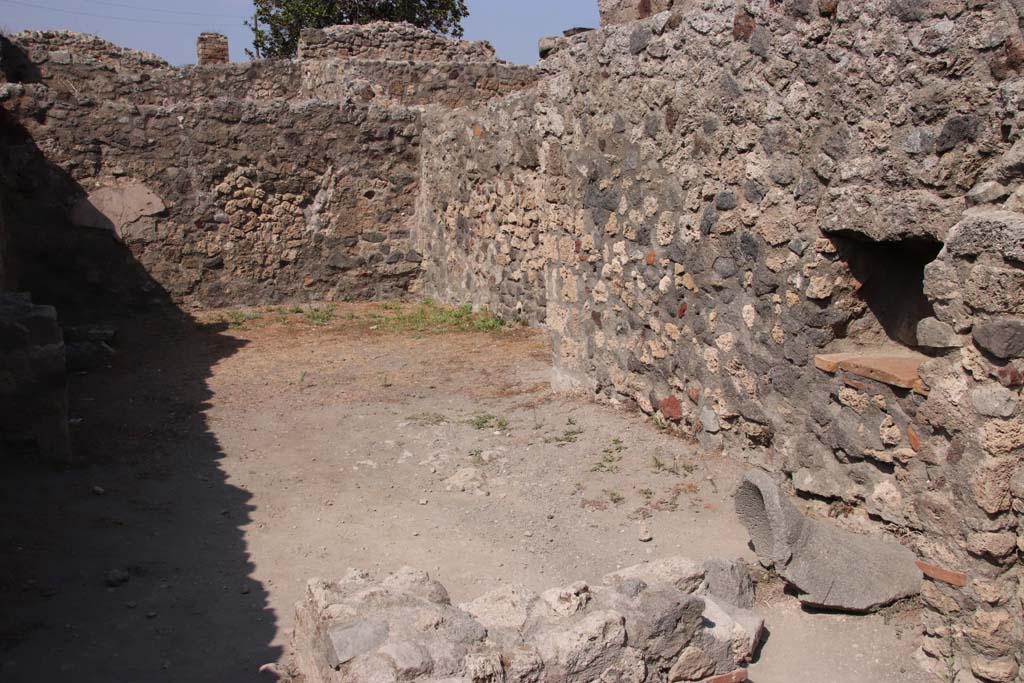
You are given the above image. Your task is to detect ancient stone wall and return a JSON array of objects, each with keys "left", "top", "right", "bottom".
[
  {"left": 196, "top": 33, "right": 229, "bottom": 65},
  {"left": 599, "top": 0, "right": 676, "bottom": 25},
  {"left": 415, "top": 2, "right": 1024, "bottom": 679},
  {"left": 3, "top": 6, "right": 1023, "bottom": 678},
  {"left": 3, "top": 87, "right": 422, "bottom": 308},
  {"left": 298, "top": 22, "right": 498, "bottom": 62},
  {"left": 0, "top": 23, "right": 533, "bottom": 310},
  {"left": 300, "top": 59, "right": 536, "bottom": 107}
]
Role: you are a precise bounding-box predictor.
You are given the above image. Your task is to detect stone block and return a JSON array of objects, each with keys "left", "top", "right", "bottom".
[
  {"left": 735, "top": 471, "right": 922, "bottom": 612},
  {"left": 0, "top": 293, "right": 72, "bottom": 462},
  {"left": 71, "top": 181, "right": 166, "bottom": 238},
  {"left": 973, "top": 319, "right": 1024, "bottom": 359},
  {"left": 917, "top": 317, "right": 961, "bottom": 349}
]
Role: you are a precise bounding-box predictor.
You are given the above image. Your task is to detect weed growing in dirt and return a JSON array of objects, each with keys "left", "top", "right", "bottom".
[
  {"left": 591, "top": 438, "right": 625, "bottom": 473},
  {"left": 639, "top": 488, "right": 654, "bottom": 500},
  {"left": 468, "top": 449, "right": 485, "bottom": 465},
  {"left": 407, "top": 412, "right": 449, "bottom": 426},
  {"left": 604, "top": 489, "right": 625, "bottom": 505},
  {"left": 547, "top": 418, "right": 584, "bottom": 446},
  {"left": 651, "top": 455, "right": 680, "bottom": 476},
  {"left": 469, "top": 414, "right": 508, "bottom": 430},
  {"left": 289, "top": 304, "right": 305, "bottom": 314},
  {"left": 547, "top": 427, "right": 584, "bottom": 446},
  {"left": 376, "top": 299, "right": 505, "bottom": 334},
  {"left": 305, "top": 305, "right": 336, "bottom": 326},
  {"left": 220, "top": 309, "right": 262, "bottom": 328},
  {"left": 591, "top": 452, "right": 621, "bottom": 473}
]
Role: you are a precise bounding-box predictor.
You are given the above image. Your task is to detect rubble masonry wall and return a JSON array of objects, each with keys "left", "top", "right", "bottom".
[{"left": 414, "top": 2, "right": 1024, "bottom": 680}]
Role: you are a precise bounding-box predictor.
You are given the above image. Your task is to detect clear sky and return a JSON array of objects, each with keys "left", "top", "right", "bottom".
[{"left": 0, "top": 0, "right": 600, "bottom": 65}]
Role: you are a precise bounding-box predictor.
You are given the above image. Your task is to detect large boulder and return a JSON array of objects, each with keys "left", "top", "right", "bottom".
[{"left": 735, "top": 470, "right": 922, "bottom": 612}]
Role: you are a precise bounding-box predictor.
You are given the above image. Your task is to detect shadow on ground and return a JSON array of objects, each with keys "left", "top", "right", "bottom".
[
  {"left": 1, "top": 60, "right": 281, "bottom": 681},
  {"left": 0, "top": 312, "right": 281, "bottom": 683}
]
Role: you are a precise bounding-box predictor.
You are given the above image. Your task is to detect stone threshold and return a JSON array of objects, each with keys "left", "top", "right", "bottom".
[{"left": 814, "top": 351, "right": 930, "bottom": 396}]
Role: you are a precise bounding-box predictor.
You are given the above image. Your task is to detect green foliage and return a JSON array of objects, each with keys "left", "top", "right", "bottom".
[
  {"left": 376, "top": 299, "right": 505, "bottom": 334},
  {"left": 305, "top": 305, "right": 336, "bottom": 326},
  {"left": 469, "top": 414, "right": 508, "bottom": 430},
  {"left": 219, "top": 309, "right": 263, "bottom": 328},
  {"left": 604, "top": 489, "right": 625, "bottom": 505},
  {"left": 248, "top": 0, "right": 470, "bottom": 58}
]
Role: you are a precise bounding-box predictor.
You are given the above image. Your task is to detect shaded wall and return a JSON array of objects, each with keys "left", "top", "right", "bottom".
[{"left": 1, "top": 25, "right": 534, "bottom": 311}]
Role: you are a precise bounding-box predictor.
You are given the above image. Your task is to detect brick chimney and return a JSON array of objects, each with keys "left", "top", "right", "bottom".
[{"left": 197, "top": 33, "right": 229, "bottom": 65}]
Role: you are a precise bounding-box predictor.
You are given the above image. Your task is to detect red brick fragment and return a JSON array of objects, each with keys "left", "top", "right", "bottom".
[
  {"left": 993, "top": 362, "right": 1024, "bottom": 388},
  {"left": 687, "top": 387, "right": 700, "bottom": 404},
  {"left": 645, "top": 250, "right": 656, "bottom": 266},
  {"left": 637, "top": 0, "right": 652, "bottom": 19},
  {"left": 677, "top": 302, "right": 688, "bottom": 318},
  {"left": 818, "top": 0, "right": 838, "bottom": 17},
  {"left": 916, "top": 560, "right": 968, "bottom": 588},
  {"left": 907, "top": 425, "right": 922, "bottom": 452},
  {"left": 700, "top": 669, "right": 749, "bottom": 683},
  {"left": 660, "top": 396, "right": 684, "bottom": 422},
  {"left": 733, "top": 11, "right": 756, "bottom": 40}
]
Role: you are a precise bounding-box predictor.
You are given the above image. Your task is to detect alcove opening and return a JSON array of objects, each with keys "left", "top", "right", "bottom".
[{"left": 831, "top": 235, "right": 944, "bottom": 348}]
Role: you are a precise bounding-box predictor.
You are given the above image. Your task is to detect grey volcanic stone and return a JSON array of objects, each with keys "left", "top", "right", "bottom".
[
  {"left": 701, "top": 558, "right": 754, "bottom": 610},
  {"left": 973, "top": 319, "right": 1024, "bottom": 359},
  {"left": 965, "top": 181, "right": 1010, "bottom": 207},
  {"left": 735, "top": 471, "right": 922, "bottom": 612},
  {"left": 970, "top": 386, "right": 1019, "bottom": 418},
  {"left": 325, "top": 619, "right": 390, "bottom": 667},
  {"left": 917, "top": 317, "right": 961, "bottom": 349}
]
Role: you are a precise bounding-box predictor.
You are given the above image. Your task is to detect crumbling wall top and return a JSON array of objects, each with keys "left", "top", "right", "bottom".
[
  {"left": 297, "top": 21, "right": 499, "bottom": 63},
  {"left": 598, "top": 0, "right": 675, "bottom": 26},
  {"left": 9, "top": 30, "right": 168, "bottom": 71}
]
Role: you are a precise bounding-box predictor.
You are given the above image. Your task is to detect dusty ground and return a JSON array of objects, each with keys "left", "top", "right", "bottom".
[{"left": 0, "top": 303, "right": 938, "bottom": 683}]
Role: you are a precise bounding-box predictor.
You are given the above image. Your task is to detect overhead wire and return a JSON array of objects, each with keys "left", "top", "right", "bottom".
[
  {"left": 0, "top": 0, "right": 244, "bottom": 27},
  {"left": 86, "top": 0, "right": 249, "bottom": 19}
]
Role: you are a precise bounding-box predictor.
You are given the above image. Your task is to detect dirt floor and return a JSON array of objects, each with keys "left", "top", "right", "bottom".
[{"left": 0, "top": 303, "right": 939, "bottom": 683}]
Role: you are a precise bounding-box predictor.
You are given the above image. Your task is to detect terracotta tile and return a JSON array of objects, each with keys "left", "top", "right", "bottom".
[
  {"left": 699, "top": 669, "right": 749, "bottom": 683},
  {"left": 917, "top": 560, "right": 968, "bottom": 587}
]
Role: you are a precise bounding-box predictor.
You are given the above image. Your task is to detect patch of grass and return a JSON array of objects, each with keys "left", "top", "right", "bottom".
[
  {"left": 546, "top": 418, "right": 584, "bottom": 446},
  {"left": 591, "top": 454, "right": 621, "bottom": 473},
  {"left": 469, "top": 414, "right": 508, "bottom": 431},
  {"left": 305, "top": 305, "right": 336, "bottom": 326},
  {"left": 546, "top": 427, "right": 584, "bottom": 446},
  {"left": 375, "top": 299, "right": 506, "bottom": 334},
  {"left": 603, "top": 438, "right": 625, "bottom": 454},
  {"left": 407, "top": 412, "right": 449, "bottom": 426},
  {"left": 219, "top": 309, "right": 262, "bottom": 328},
  {"left": 651, "top": 455, "right": 680, "bottom": 476},
  {"left": 604, "top": 489, "right": 625, "bottom": 505}
]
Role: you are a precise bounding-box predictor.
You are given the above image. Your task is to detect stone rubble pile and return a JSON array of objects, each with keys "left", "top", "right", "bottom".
[{"left": 294, "top": 558, "right": 763, "bottom": 683}]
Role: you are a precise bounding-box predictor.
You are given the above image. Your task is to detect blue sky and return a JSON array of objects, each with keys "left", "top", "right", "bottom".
[{"left": 0, "top": 0, "right": 599, "bottom": 65}]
